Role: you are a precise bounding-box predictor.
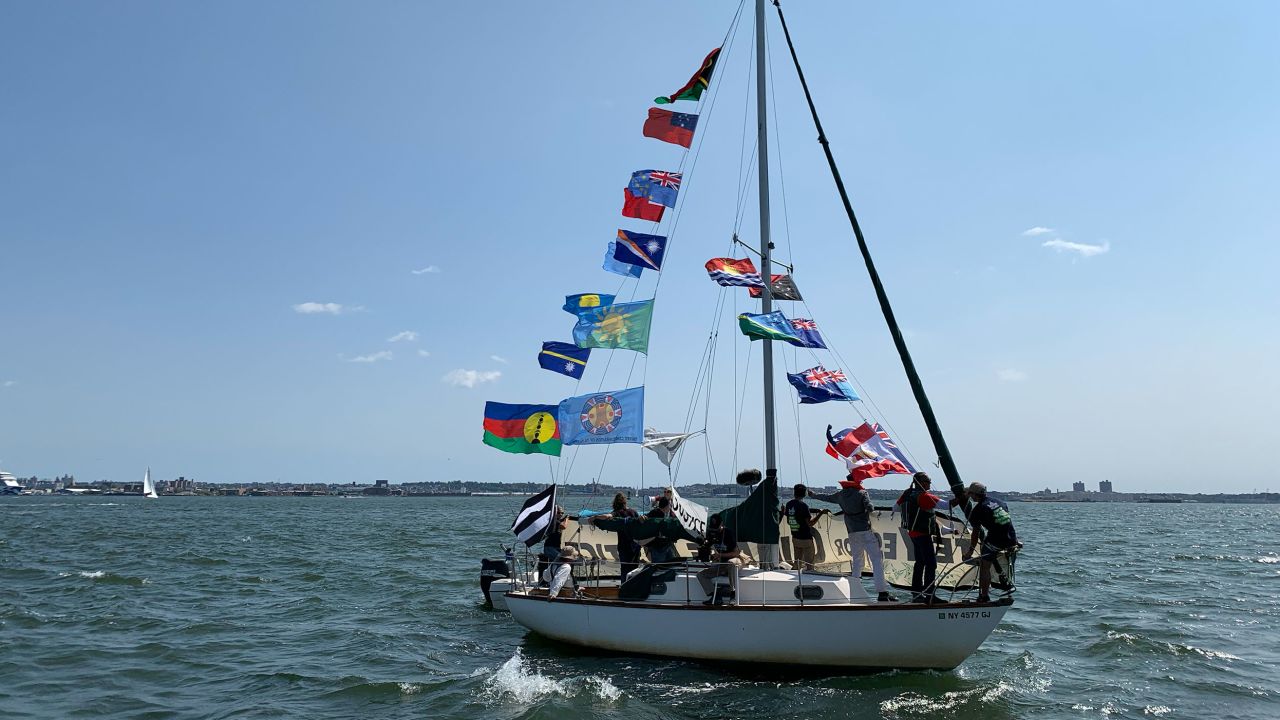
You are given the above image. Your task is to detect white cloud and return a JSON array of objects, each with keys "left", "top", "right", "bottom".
[
  {"left": 998, "top": 368, "right": 1028, "bottom": 382},
  {"left": 490, "top": 355, "right": 509, "bottom": 364},
  {"left": 411, "top": 265, "right": 441, "bottom": 275},
  {"left": 1042, "top": 239, "right": 1110, "bottom": 258},
  {"left": 293, "top": 302, "right": 349, "bottom": 315},
  {"left": 417, "top": 349, "right": 432, "bottom": 358},
  {"left": 2, "top": 380, "right": 16, "bottom": 388},
  {"left": 387, "top": 331, "right": 418, "bottom": 343},
  {"left": 346, "top": 351, "right": 393, "bottom": 363},
  {"left": 442, "top": 369, "right": 501, "bottom": 388},
  {"left": 1022, "top": 226, "right": 1054, "bottom": 237}
]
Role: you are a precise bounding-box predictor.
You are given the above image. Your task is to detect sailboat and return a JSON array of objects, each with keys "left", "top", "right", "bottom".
[
  {"left": 142, "top": 468, "right": 159, "bottom": 499},
  {"left": 493, "top": 0, "right": 1016, "bottom": 670}
]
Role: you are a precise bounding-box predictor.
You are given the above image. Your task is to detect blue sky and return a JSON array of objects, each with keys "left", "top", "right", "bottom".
[{"left": 2, "top": 2, "right": 1277, "bottom": 493}]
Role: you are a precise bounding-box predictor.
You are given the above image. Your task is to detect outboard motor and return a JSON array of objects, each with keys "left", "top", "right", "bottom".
[{"left": 480, "top": 547, "right": 513, "bottom": 605}]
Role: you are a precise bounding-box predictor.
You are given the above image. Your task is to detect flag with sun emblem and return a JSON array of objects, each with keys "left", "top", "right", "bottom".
[
  {"left": 611, "top": 230, "right": 667, "bottom": 272},
  {"left": 538, "top": 341, "right": 590, "bottom": 379},
  {"left": 571, "top": 300, "right": 654, "bottom": 354},
  {"left": 557, "top": 387, "right": 645, "bottom": 446}
]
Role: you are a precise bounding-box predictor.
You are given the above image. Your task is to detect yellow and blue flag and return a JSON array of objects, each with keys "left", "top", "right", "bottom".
[
  {"left": 563, "top": 293, "right": 616, "bottom": 315},
  {"left": 539, "top": 342, "right": 590, "bottom": 379}
]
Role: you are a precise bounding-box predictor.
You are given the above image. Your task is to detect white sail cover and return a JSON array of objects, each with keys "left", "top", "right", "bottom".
[{"left": 642, "top": 428, "right": 699, "bottom": 467}]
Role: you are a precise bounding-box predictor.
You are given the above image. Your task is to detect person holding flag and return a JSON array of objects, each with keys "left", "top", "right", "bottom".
[
  {"left": 896, "top": 473, "right": 950, "bottom": 604},
  {"left": 808, "top": 473, "right": 895, "bottom": 603}
]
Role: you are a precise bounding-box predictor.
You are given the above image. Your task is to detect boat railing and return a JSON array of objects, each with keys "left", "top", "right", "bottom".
[{"left": 932, "top": 544, "right": 1020, "bottom": 604}]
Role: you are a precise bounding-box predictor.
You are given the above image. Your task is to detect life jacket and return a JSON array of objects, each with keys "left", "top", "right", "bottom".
[{"left": 899, "top": 488, "right": 937, "bottom": 536}]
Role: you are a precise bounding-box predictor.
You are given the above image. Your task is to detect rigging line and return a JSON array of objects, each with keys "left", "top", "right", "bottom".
[
  {"left": 766, "top": 21, "right": 798, "bottom": 281},
  {"left": 783, "top": 344, "right": 811, "bottom": 486},
  {"left": 772, "top": 0, "right": 966, "bottom": 502}
]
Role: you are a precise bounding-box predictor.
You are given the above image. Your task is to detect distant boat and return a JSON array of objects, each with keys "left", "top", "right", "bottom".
[
  {"left": 1, "top": 470, "right": 23, "bottom": 495},
  {"left": 142, "top": 468, "right": 159, "bottom": 499}
]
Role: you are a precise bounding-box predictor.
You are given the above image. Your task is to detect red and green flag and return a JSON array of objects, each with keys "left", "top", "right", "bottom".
[
  {"left": 655, "top": 47, "right": 721, "bottom": 105},
  {"left": 483, "top": 402, "right": 561, "bottom": 456}
]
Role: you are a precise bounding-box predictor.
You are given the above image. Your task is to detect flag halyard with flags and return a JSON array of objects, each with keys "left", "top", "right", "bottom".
[
  {"left": 483, "top": 402, "right": 562, "bottom": 456},
  {"left": 705, "top": 257, "right": 764, "bottom": 288},
  {"left": 538, "top": 341, "right": 590, "bottom": 379},
  {"left": 655, "top": 47, "right": 722, "bottom": 105},
  {"left": 787, "top": 365, "right": 860, "bottom": 404},
  {"left": 612, "top": 230, "right": 667, "bottom": 272},
  {"left": 572, "top": 299, "right": 654, "bottom": 353},
  {"left": 511, "top": 484, "right": 557, "bottom": 547}
]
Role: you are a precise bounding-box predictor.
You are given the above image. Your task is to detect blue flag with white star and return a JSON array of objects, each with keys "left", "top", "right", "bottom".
[
  {"left": 539, "top": 342, "right": 590, "bottom": 379},
  {"left": 612, "top": 230, "right": 667, "bottom": 272}
]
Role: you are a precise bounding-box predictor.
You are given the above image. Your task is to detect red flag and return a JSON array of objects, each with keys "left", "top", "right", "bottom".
[
  {"left": 622, "top": 189, "right": 665, "bottom": 222},
  {"left": 642, "top": 108, "right": 698, "bottom": 148},
  {"left": 826, "top": 423, "right": 876, "bottom": 459},
  {"left": 747, "top": 274, "right": 803, "bottom": 301}
]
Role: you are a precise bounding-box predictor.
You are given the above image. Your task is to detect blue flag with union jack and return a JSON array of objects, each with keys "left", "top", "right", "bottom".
[
  {"left": 628, "top": 169, "right": 682, "bottom": 208},
  {"left": 788, "top": 317, "right": 827, "bottom": 349},
  {"left": 786, "top": 365, "right": 859, "bottom": 404}
]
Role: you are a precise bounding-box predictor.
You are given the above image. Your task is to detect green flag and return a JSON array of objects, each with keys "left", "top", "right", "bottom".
[{"left": 572, "top": 300, "right": 654, "bottom": 354}]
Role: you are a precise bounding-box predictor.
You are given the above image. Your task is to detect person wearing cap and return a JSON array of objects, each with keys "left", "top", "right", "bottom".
[
  {"left": 896, "top": 472, "right": 947, "bottom": 603},
  {"left": 810, "top": 474, "right": 896, "bottom": 602},
  {"left": 543, "top": 545, "right": 579, "bottom": 600},
  {"left": 783, "top": 483, "right": 827, "bottom": 571},
  {"left": 696, "top": 514, "right": 741, "bottom": 605},
  {"left": 962, "top": 482, "right": 1019, "bottom": 603}
]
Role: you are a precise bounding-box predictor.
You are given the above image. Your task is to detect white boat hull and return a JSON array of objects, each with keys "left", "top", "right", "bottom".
[{"left": 506, "top": 592, "right": 1010, "bottom": 670}]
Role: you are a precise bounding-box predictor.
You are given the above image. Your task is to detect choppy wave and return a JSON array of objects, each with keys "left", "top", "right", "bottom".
[
  {"left": 880, "top": 682, "right": 1012, "bottom": 717},
  {"left": 482, "top": 651, "right": 622, "bottom": 704}
]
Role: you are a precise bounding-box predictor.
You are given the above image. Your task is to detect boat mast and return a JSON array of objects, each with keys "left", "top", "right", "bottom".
[
  {"left": 771, "top": 0, "right": 968, "bottom": 505},
  {"left": 755, "top": 0, "right": 778, "bottom": 483}
]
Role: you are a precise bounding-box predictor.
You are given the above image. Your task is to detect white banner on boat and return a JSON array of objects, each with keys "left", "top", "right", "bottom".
[
  {"left": 668, "top": 485, "right": 709, "bottom": 539},
  {"left": 562, "top": 504, "right": 987, "bottom": 591}
]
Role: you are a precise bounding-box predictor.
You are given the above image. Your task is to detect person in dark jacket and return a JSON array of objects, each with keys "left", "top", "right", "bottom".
[
  {"left": 600, "top": 492, "right": 642, "bottom": 579},
  {"left": 962, "top": 482, "right": 1020, "bottom": 602},
  {"left": 645, "top": 497, "right": 679, "bottom": 564},
  {"left": 782, "top": 483, "right": 826, "bottom": 571},
  {"left": 896, "top": 473, "right": 946, "bottom": 603}
]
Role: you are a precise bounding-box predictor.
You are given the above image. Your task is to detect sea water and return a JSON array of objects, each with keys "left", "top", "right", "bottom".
[{"left": 1, "top": 496, "right": 1277, "bottom": 719}]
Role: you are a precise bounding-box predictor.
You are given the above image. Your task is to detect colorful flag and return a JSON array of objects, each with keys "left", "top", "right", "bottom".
[
  {"left": 511, "top": 484, "right": 557, "bottom": 546},
  {"left": 655, "top": 47, "right": 722, "bottom": 105},
  {"left": 747, "top": 274, "right": 804, "bottom": 301},
  {"left": 538, "top": 341, "right": 590, "bottom": 379},
  {"left": 563, "top": 293, "right": 616, "bottom": 315},
  {"left": 786, "top": 365, "right": 860, "bottom": 404},
  {"left": 738, "top": 311, "right": 804, "bottom": 345},
  {"left": 642, "top": 108, "right": 698, "bottom": 148},
  {"left": 602, "top": 240, "right": 643, "bottom": 278},
  {"left": 787, "top": 317, "right": 827, "bottom": 349},
  {"left": 482, "top": 402, "right": 561, "bottom": 456},
  {"left": 572, "top": 299, "right": 654, "bottom": 353},
  {"left": 622, "top": 188, "right": 666, "bottom": 222},
  {"left": 557, "top": 387, "right": 645, "bottom": 445},
  {"left": 628, "top": 170, "right": 682, "bottom": 208},
  {"left": 705, "top": 257, "right": 764, "bottom": 288},
  {"left": 612, "top": 230, "right": 668, "bottom": 272},
  {"left": 826, "top": 423, "right": 916, "bottom": 481}
]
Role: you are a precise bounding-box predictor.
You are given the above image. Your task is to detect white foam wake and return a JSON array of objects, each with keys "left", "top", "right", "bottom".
[{"left": 482, "top": 650, "right": 622, "bottom": 704}]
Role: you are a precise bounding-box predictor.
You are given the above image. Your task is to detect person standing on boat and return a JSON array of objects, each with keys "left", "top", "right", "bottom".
[
  {"left": 645, "top": 496, "right": 680, "bottom": 565},
  {"left": 696, "top": 514, "right": 741, "bottom": 605},
  {"left": 783, "top": 483, "right": 827, "bottom": 570},
  {"left": 537, "top": 506, "right": 569, "bottom": 579},
  {"left": 810, "top": 475, "right": 895, "bottom": 602},
  {"left": 597, "top": 492, "right": 642, "bottom": 579},
  {"left": 897, "top": 473, "right": 947, "bottom": 603},
  {"left": 962, "top": 482, "right": 1019, "bottom": 603}
]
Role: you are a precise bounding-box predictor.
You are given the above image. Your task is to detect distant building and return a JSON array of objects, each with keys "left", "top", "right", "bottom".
[
  {"left": 1099, "top": 480, "right": 1114, "bottom": 493},
  {"left": 1072, "top": 481, "right": 1086, "bottom": 493}
]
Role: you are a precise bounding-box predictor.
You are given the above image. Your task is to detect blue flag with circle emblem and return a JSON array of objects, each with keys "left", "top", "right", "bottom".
[
  {"left": 563, "top": 293, "right": 616, "bottom": 316},
  {"left": 538, "top": 341, "right": 590, "bottom": 379},
  {"left": 612, "top": 229, "right": 667, "bottom": 272},
  {"left": 557, "top": 387, "right": 645, "bottom": 446}
]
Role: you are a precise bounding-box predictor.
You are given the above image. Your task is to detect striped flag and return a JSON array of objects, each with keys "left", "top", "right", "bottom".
[
  {"left": 705, "top": 257, "right": 764, "bottom": 288},
  {"left": 511, "top": 484, "right": 557, "bottom": 547}
]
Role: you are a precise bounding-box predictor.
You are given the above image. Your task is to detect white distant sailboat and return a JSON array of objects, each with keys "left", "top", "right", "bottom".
[{"left": 142, "top": 468, "right": 159, "bottom": 499}]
